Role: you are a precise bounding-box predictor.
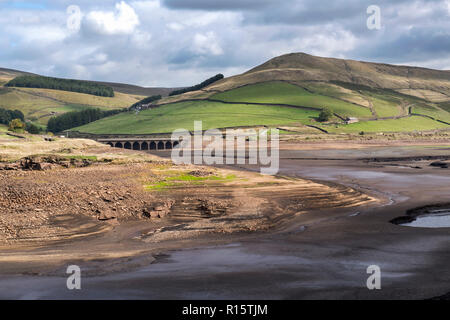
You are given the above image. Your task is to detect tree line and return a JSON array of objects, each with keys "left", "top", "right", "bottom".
[
  {"left": 6, "top": 75, "right": 115, "bottom": 97},
  {"left": 0, "top": 107, "right": 24, "bottom": 125},
  {"left": 129, "top": 95, "right": 162, "bottom": 110},
  {"left": 47, "top": 108, "right": 126, "bottom": 133},
  {"left": 169, "top": 74, "right": 224, "bottom": 96}
]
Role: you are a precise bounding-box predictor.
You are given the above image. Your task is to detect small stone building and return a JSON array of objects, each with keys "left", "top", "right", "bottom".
[{"left": 345, "top": 117, "right": 359, "bottom": 124}]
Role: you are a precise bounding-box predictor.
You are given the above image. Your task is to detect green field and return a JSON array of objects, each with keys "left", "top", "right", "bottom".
[
  {"left": 293, "top": 82, "right": 405, "bottom": 118},
  {"left": 212, "top": 81, "right": 373, "bottom": 118},
  {"left": 412, "top": 104, "right": 450, "bottom": 123},
  {"left": 370, "top": 98, "right": 400, "bottom": 117},
  {"left": 0, "top": 124, "right": 16, "bottom": 140},
  {"left": 325, "top": 116, "right": 449, "bottom": 133},
  {"left": 74, "top": 100, "right": 319, "bottom": 134}
]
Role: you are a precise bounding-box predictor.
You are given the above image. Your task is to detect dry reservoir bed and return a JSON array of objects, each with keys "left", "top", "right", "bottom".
[
  {"left": 0, "top": 156, "right": 375, "bottom": 275},
  {"left": 1, "top": 139, "right": 450, "bottom": 299}
]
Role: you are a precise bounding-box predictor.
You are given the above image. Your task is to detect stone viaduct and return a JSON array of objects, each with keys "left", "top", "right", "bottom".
[
  {"left": 97, "top": 138, "right": 180, "bottom": 151},
  {"left": 65, "top": 131, "right": 180, "bottom": 151}
]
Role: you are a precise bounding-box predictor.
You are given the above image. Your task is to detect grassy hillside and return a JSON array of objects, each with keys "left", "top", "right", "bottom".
[
  {"left": 0, "top": 67, "right": 173, "bottom": 96},
  {"left": 139, "top": 51, "right": 450, "bottom": 135},
  {"left": 0, "top": 124, "right": 16, "bottom": 140},
  {"left": 139, "top": 51, "right": 450, "bottom": 136},
  {"left": 0, "top": 67, "right": 177, "bottom": 127},
  {"left": 5, "top": 75, "right": 115, "bottom": 97},
  {"left": 75, "top": 78, "right": 450, "bottom": 135},
  {"left": 0, "top": 86, "right": 144, "bottom": 125},
  {"left": 205, "top": 52, "right": 450, "bottom": 97},
  {"left": 212, "top": 81, "right": 373, "bottom": 118},
  {"left": 411, "top": 104, "right": 450, "bottom": 123},
  {"left": 74, "top": 100, "right": 319, "bottom": 134},
  {"left": 0, "top": 68, "right": 26, "bottom": 86},
  {"left": 324, "top": 116, "right": 449, "bottom": 133}
]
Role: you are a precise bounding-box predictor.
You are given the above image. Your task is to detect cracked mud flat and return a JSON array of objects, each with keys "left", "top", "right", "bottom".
[{"left": 1, "top": 141, "right": 450, "bottom": 299}]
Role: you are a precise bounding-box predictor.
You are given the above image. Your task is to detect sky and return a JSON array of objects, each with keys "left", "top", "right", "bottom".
[{"left": 1, "top": 0, "right": 450, "bottom": 87}]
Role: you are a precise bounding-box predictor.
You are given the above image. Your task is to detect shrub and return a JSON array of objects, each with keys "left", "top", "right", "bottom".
[
  {"left": 8, "top": 118, "right": 26, "bottom": 132},
  {"left": 318, "top": 107, "right": 333, "bottom": 122},
  {"left": 26, "top": 122, "right": 41, "bottom": 134}
]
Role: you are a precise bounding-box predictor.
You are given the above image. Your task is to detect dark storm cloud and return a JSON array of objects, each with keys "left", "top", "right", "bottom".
[{"left": 357, "top": 27, "right": 450, "bottom": 63}]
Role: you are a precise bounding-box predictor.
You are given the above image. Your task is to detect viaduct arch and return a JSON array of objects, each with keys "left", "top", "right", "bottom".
[{"left": 99, "top": 138, "right": 180, "bottom": 151}]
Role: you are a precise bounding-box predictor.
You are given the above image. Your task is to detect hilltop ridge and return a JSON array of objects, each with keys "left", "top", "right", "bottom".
[
  {"left": 204, "top": 52, "right": 450, "bottom": 101},
  {"left": 75, "top": 52, "right": 450, "bottom": 135}
]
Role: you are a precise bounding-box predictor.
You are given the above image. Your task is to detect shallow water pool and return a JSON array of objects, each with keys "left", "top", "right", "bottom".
[{"left": 403, "top": 210, "right": 450, "bottom": 228}]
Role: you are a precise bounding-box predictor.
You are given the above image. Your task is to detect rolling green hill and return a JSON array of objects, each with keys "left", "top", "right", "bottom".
[
  {"left": 76, "top": 78, "right": 450, "bottom": 135},
  {"left": 7, "top": 53, "right": 450, "bottom": 135},
  {"left": 206, "top": 52, "right": 450, "bottom": 97}
]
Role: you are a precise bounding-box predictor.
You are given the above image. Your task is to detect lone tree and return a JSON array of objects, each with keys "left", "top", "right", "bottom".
[
  {"left": 8, "top": 118, "right": 26, "bottom": 133},
  {"left": 318, "top": 107, "right": 333, "bottom": 122}
]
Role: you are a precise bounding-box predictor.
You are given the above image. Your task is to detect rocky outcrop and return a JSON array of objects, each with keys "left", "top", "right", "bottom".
[
  {"left": 142, "top": 200, "right": 175, "bottom": 218},
  {"left": 0, "top": 155, "right": 94, "bottom": 171}
]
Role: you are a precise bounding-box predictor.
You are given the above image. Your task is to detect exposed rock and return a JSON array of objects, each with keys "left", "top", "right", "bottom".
[
  {"left": 97, "top": 209, "right": 117, "bottom": 221},
  {"left": 0, "top": 155, "right": 95, "bottom": 171},
  {"left": 188, "top": 170, "right": 214, "bottom": 177},
  {"left": 143, "top": 200, "right": 175, "bottom": 218},
  {"left": 59, "top": 161, "right": 71, "bottom": 168},
  {"left": 0, "top": 163, "right": 20, "bottom": 171},
  {"left": 197, "top": 198, "right": 230, "bottom": 215},
  {"left": 430, "top": 161, "right": 448, "bottom": 168}
]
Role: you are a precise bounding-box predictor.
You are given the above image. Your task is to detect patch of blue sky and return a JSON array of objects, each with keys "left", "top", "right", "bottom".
[{"left": 1, "top": 1, "right": 48, "bottom": 10}]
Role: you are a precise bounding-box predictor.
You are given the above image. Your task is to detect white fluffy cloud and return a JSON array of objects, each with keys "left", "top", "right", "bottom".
[
  {"left": 193, "top": 32, "right": 223, "bottom": 55},
  {"left": 84, "top": 1, "right": 140, "bottom": 35}
]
